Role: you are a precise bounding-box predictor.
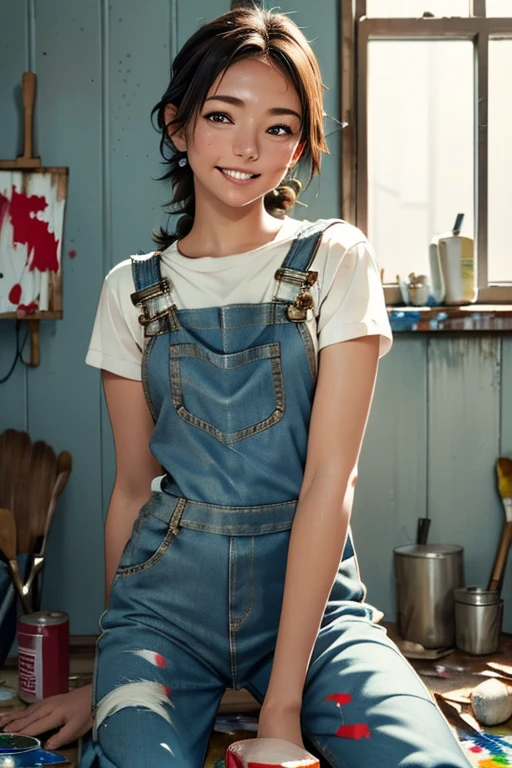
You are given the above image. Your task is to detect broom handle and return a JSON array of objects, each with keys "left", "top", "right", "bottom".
[
  {"left": 488, "top": 520, "right": 512, "bottom": 593},
  {"left": 22, "top": 72, "right": 37, "bottom": 161}
]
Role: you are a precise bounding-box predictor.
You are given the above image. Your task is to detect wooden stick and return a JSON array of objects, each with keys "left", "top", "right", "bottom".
[
  {"left": 22, "top": 72, "right": 36, "bottom": 161},
  {"left": 488, "top": 519, "right": 512, "bottom": 593}
]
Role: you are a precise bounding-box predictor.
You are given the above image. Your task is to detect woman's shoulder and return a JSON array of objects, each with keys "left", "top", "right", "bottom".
[
  {"left": 304, "top": 217, "right": 370, "bottom": 253},
  {"left": 104, "top": 252, "right": 158, "bottom": 297}
]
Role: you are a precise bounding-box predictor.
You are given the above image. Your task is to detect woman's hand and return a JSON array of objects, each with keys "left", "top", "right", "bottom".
[
  {"left": 257, "top": 699, "right": 304, "bottom": 749},
  {"left": 0, "top": 684, "right": 93, "bottom": 750}
]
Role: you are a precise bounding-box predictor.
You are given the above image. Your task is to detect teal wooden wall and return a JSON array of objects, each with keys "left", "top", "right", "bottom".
[{"left": 1, "top": 0, "right": 510, "bottom": 637}]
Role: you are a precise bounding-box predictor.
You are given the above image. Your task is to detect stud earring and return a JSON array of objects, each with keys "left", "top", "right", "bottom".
[{"left": 178, "top": 155, "right": 188, "bottom": 168}]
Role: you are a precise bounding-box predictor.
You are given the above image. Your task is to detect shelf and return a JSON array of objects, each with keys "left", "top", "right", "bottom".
[
  {"left": 0, "top": 311, "right": 62, "bottom": 320},
  {"left": 388, "top": 304, "right": 512, "bottom": 333}
]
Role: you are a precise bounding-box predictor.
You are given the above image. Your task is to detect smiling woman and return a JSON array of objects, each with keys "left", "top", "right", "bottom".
[
  {"left": 151, "top": 8, "right": 327, "bottom": 249},
  {"left": 0, "top": 7, "right": 471, "bottom": 768}
]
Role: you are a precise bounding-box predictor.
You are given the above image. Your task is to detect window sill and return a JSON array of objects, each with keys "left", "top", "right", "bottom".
[{"left": 387, "top": 304, "right": 512, "bottom": 333}]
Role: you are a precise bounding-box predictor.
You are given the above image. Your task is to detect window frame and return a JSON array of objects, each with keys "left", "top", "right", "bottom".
[{"left": 343, "top": 0, "right": 512, "bottom": 304}]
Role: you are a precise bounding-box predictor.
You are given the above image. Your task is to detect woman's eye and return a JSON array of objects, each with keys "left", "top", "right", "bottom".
[
  {"left": 204, "top": 112, "right": 231, "bottom": 124},
  {"left": 267, "top": 124, "right": 293, "bottom": 136}
]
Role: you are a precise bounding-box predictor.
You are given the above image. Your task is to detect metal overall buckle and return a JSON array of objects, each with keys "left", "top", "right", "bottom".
[{"left": 275, "top": 268, "right": 318, "bottom": 322}]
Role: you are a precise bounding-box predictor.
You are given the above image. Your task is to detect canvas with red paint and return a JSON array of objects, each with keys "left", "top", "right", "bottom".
[{"left": 0, "top": 170, "right": 67, "bottom": 314}]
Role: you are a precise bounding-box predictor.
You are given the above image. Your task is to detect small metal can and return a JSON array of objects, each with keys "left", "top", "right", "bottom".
[{"left": 17, "top": 611, "right": 70, "bottom": 703}]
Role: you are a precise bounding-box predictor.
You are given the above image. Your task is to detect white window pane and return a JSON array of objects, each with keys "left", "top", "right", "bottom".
[
  {"left": 487, "top": 0, "right": 512, "bottom": 16},
  {"left": 367, "top": 41, "right": 474, "bottom": 284},
  {"left": 488, "top": 40, "right": 512, "bottom": 283},
  {"left": 366, "top": 0, "right": 468, "bottom": 17}
]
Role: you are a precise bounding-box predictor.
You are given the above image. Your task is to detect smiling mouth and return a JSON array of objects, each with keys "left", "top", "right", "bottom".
[{"left": 217, "top": 168, "right": 260, "bottom": 181}]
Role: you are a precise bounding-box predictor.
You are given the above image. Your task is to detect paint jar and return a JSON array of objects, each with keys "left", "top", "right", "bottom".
[
  {"left": 454, "top": 587, "right": 503, "bottom": 655},
  {"left": 394, "top": 544, "right": 464, "bottom": 649},
  {"left": 226, "top": 739, "right": 319, "bottom": 768}
]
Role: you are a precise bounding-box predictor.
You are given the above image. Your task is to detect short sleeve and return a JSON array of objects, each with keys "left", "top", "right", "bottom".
[
  {"left": 317, "top": 237, "right": 392, "bottom": 358},
  {"left": 85, "top": 262, "right": 144, "bottom": 380}
]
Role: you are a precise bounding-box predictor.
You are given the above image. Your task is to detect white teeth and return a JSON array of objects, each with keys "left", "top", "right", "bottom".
[{"left": 222, "top": 169, "right": 254, "bottom": 180}]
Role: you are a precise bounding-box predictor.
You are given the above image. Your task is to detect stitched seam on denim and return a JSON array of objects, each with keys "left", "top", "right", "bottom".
[
  {"left": 169, "top": 342, "right": 281, "bottom": 367},
  {"left": 168, "top": 346, "right": 286, "bottom": 445},
  {"left": 167, "top": 497, "right": 297, "bottom": 514},
  {"left": 115, "top": 499, "right": 184, "bottom": 577},
  {"left": 228, "top": 538, "right": 238, "bottom": 688},
  {"left": 307, "top": 735, "right": 341, "bottom": 768},
  {"left": 142, "top": 336, "right": 158, "bottom": 422},
  {"left": 115, "top": 522, "right": 175, "bottom": 577},
  {"left": 297, "top": 322, "right": 317, "bottom": 382},
  {"left": 230, "top": 536, "right": 254, "bottom": 631},
  {"left": 179, "top": 520, "right": 294, "bottom": 535},
  {"left": 221, "top": 306, "right": 228, "bottom": 352}
]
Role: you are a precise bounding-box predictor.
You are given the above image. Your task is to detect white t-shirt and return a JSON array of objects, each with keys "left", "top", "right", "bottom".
[{"left": 86, "top": 217, "right": 392, "bottom": 379}]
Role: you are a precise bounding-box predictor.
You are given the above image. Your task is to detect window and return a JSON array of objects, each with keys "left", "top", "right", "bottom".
[{"left": 343, "top": 1, "right": 512, "bottom": 303}]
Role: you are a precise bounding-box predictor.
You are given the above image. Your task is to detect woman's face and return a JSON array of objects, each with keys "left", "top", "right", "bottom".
[{"left": 182, "top": 56, "right": 304, "bottom": 212}]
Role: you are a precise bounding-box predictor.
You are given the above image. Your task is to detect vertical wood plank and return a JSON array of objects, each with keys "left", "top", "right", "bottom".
[
  {"left": 0, "top": 0, "right": 28, "bottom": 432},
  {"left": 26, "top": 0, "right": 105, "bottom": 633},
  {"left": 427, "top": 338, "right": 506, "bottom": 627},
  {"left": 352, "top": 337, "right": 428, "bottom": 619},
  {"left": 499, "top": 338, "right": 512, "bottom": 631}
]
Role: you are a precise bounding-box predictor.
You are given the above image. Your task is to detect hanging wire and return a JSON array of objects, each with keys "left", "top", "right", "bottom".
[{"left": 0, "top": 321, "right": 29, "bottom": 384}]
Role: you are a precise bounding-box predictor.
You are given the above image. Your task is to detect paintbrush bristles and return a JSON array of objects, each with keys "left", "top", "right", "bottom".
[
  {"left": 25, "top": 440, "right": 57, "bottom": 553},
  {"left": 497, "top": 457, "right": 512, "bottom": 499},
  {"left": 0, "top": 507, "right": 18, "bottom": 561},
  {"left": 0, "top": 429, "right": 59, "bottom": 554}
]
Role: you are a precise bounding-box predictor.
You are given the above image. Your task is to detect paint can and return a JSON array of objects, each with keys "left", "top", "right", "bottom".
[
  {"left": 17, "top": 611, "right": 70, "bottom": 703},
  {"left": 226, "top": 738, "right": 319, "bottom": 768}
]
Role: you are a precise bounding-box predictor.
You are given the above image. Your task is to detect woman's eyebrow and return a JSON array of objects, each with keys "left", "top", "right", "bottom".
[{"left": 204, "top": 94, "right": 301, "bottom": 120}]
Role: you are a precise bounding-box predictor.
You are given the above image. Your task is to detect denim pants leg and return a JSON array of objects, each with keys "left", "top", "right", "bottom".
[
  {"left": 82, "top": 493, "right": 298, "bottom": 768},
  {"left": 247, "top": 618, "right": 471, "bottom": 768}
]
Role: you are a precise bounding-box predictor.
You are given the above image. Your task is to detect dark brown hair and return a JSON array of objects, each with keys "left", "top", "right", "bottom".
[{"left": 152, "top": 7, "right": 329, "bottom": 248}]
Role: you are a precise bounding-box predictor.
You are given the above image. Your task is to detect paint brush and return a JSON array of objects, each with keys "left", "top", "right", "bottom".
[
  {"left": 0, "top": 508, "right": 31, "bottom": 614},
  {"left": 23, "top": 451, "right": 72, "bottom": 610},
  {"left": 488, "top": 457, "right": 512, "bottom": 594}
]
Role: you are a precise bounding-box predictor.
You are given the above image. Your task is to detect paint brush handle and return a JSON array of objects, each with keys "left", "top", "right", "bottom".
[
  {"left": 22, "top": 72, "right": 37, "bottom": 161},
  {"left": 488, "top": 519, "right": 512, "bottom": 593}
]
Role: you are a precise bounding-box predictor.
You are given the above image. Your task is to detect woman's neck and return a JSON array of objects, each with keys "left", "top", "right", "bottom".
[{"left": 178, "top": 195, "right": 284, "bottom": 258}]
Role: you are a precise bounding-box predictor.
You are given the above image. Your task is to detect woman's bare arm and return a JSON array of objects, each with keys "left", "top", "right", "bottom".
[
  {"left": 258, "top": 335, "right": 380, "bottom": 743},
  {"left": 102, "top": 370, "right": 162, "bottom": 602}
]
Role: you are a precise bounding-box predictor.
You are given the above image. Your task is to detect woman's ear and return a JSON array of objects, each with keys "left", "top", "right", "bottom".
[{"left": 164, "top": 103, "right": 187, "bottom": 152}]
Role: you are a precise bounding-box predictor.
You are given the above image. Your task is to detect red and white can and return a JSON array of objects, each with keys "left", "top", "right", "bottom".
[{"left": 17, "top": 611, "right": 70, "bottom": 703}]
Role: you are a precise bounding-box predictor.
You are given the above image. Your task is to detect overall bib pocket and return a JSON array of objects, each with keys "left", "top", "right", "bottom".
[
  {"left": 115, "top": 499, "right": 177, "bottom": 578},
  {"left": 169, "top": 342, "right": 285, "bottom": 445}
]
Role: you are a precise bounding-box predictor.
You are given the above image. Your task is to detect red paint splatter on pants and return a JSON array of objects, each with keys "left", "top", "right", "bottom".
[
  {"left": 154, "top": 653, "right": 166, "bottom": 668},
  {"left": 325, "top": 692, "right": 352, "bottom": 706},
  {"left": 336, "top": 723, "right": 371, "bottom": 740},
  {"left": 162, "top": 685, "right": 171, "bottom": 697},
  {"left": 9, "top": 187, "right": 59, "bottom": 272}
]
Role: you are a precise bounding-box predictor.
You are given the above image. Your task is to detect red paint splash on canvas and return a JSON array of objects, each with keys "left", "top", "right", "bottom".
[{"left": 0, "top": 186, "right": 59, "bottom": 272}]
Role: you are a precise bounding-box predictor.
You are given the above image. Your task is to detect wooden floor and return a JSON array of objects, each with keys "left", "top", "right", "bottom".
[{"left": 1, "top": 625, "right": 511, "bottom": 767}]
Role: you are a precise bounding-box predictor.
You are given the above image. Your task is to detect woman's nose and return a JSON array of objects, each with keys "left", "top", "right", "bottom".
[{"left": 232, "top": 129, "right": 259, "bottom": 161}]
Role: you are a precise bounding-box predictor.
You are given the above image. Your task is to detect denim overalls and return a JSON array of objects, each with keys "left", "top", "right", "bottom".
[{"left": 83, "top": 220, "right": 470, "bottom": 767}]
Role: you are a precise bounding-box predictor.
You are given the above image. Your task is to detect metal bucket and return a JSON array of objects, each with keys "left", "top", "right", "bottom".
[
  {"left": 454, "top": 587, "right": 503, "bottom": 655},
  {"left": 394, "top": 544, "right": 464, "bottom": 649}
]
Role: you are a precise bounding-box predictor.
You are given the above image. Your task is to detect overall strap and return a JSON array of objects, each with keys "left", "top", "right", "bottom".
[
  {"left": 274, "top": 218, "right": 344, "bottom": 322},
  {"left": 279, "top": 218, "right": 344, "bottom": 272},
  {"left": 130, "top": 252, "right": 180, "bottom": 336},
  {"left": 131, "top": 251, "right": 163, "bottom": 292}
]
